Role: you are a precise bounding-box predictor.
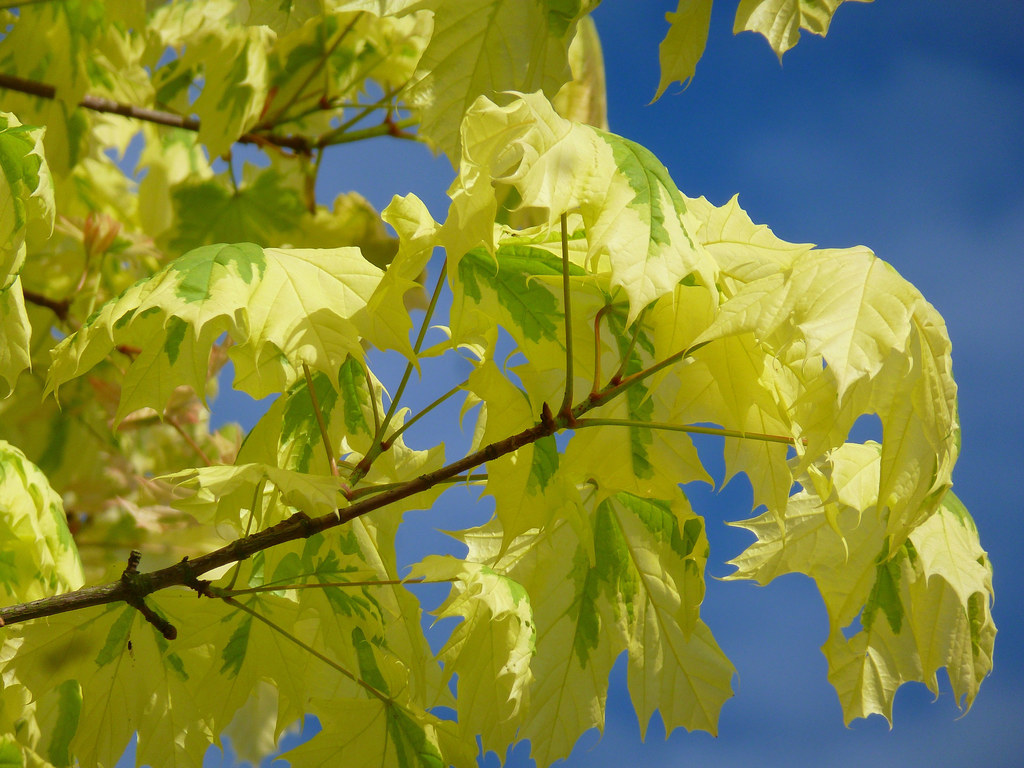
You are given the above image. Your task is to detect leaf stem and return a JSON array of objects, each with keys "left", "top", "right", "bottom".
[
  {"left": 591, "top": 304, "right": 612, "bottom": 395},
  {"left": 262, "top": 12, "right": 364, "bottom": 127},
  {"left": 226, "top": 479, "right": 265, "bottom": 591},
  {"left": 384, "top": 381, "right": 464, "bottom": 445},
  {"left": 574, "top": 418, "right": 796, "bottom": 445},
  {"left": 317, "top": 116, "right": 419, "bottom": 147},
  {"left": 558, "top": 212, "right": 574, "bottom": 419},
  {"left": 220, "top": 595, "right": 391, "bottom": 703},
  {"left": 611, "top": 307, "right": 647, "bottom": 384},
  {"left": 320, "top": 85, "right": 401, "bottom": 139},
  {"left": 304, "top": 363, "right": 340, "bottom": 479},
  {"left": 221, "top": 576, "right": 456, "bottom": 595},
  {"left": 350, "top": 263, "right": 447, "bottom": 486},
  {"left": 165, "top": 415, "right": 214, "bottom": 467},
  {"left": 364, "top": 365, "right": 382, "bottom": 436}
]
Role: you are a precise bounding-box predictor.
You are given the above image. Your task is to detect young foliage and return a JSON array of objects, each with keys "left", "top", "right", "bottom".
[{"left": 0, "top": 1, "right": 993, "bottom": 767}]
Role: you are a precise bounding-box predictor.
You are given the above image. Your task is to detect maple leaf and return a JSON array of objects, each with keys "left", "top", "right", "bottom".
[
  {"left": 46, "top": 243, "right": 383, "bottom": 420},
  {"left": 734, "top": 0, "right": 875, "bottom": 59}
]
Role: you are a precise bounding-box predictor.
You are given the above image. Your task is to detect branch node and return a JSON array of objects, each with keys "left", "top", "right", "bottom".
[
  {"left": 292, "top": 511, "right": 316, "bottom": 538},
  {"left": 121, "top": 551, "right": 177, "bottom": 640},
  {"left": 179, "top": 557, "right": 213, "bottom": 598},
  {"left": 541, "top": 402, "right": 556, "bottom": 431}
]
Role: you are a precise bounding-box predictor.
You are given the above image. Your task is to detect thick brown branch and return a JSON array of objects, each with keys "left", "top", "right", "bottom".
[
  {"left": 0, "top": 72, "right": 312, "bottom": 153},
  {"left": 0, "top": 416, "right": 558, "bottom": 629}
]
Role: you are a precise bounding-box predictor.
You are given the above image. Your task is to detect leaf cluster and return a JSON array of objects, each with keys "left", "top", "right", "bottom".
[{"left": 0, "top": 1, "right": 993, "bottom": 767}]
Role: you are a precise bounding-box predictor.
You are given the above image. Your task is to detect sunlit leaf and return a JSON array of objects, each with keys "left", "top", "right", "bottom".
[
  {"left": 734, "top": 0, "right": 874, "bottom": 59},
  {"left": 0, "top": 441, "right": 84, "bottom": 605},
  {"left": 728, "top": 444, "right": 994, "bottom": 723},
  {"left": 46, "top": 243, "right": 383, "bottom": 418},
  {"left": 654, "top": 0, "right": 713, "bottom": 99},
  {"left": 406, "top": 0, "right": 594, "bottom": 158},
  {"left": 410, "top": 555, "right": 535, "bottom": 753},
  {"left": 445, "top": 91, "right": 718, "bottom": 323}
]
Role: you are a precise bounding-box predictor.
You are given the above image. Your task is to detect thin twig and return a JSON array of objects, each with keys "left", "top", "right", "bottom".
[
  {"left": 346, "top": 472, "right": 487, "bottom": 502},
  {"left": 164, "top": 415, "right": 214, "bottom": 467},
  {"left": 0, "top": 409, "right": 560, "bottom": 628},
  {"left": 0, "top": 337, "right": 724, "bottom": 631},
  {"left": 260, "top": 12, "right": 364, "bottom": 128},
  {"left": 0, "top": 72, "right": 305, "bottom": 153},
  {"left": 316, "top": 116, "right": 418, "bottom": 147}
]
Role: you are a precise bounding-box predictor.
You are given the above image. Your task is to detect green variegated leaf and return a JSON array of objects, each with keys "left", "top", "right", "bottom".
[
  {"left": 237, "top": 357, "right": 378, "bottom": 476},
  {"left": 46, "top": 243, "right": 383, "bottom": 419},
  {"left": 728, "top": 444, "right": 994, "bottom": 724},
  {"left": 734, "top": 0, "right": 874, "bottom": 59},
  {"left": 461, "top": 487, "right": 731, "bottom": 764},
  {"left": 454, "top": 245, "right": 567, "bottom": 347},
  {"left": 410, "top": 555, "right": 535, "bottom": 753},
  {"left": 406, "top": 0, "right": 593, "bottom": 158},
  {"left": 1, "top": 113, "right": 54, "bottom": 395},
  {"left": 0, "top": 441, "right": 84, "bottom": 605},
  {"left": 445, "top": 92, "right": 718, "bottom": 322},
  {"left": 167, "top": 166, "right": 307, "bottom": 254},
  {"left": 179, "top": 26, "right": 273, "bottom": 158},
  {"left": 286, "top": 696, "right": 474, "bottom": 768}
]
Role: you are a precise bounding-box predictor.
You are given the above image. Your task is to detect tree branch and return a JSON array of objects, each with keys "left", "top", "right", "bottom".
[
  {"left": 0, "top": 72, "right": 312, "bottom": 153},
  {"left": 21, "top": 288, "right": 70, "bottom": 322},
  {"left": 0, "top": 412, "right": 558, "bottom": 629},
  {"left": 0, "top": 337, "right": 716, "bottom": 632}
]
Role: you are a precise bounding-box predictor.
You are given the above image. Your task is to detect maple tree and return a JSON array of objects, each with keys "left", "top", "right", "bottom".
[{"left": 0, "top": 0, "right": 997, "bottom": 766}]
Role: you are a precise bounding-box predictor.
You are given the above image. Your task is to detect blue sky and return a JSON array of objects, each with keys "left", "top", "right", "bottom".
[{"left": 188, "top": 2, "right": 1024, "bottom": 766}]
